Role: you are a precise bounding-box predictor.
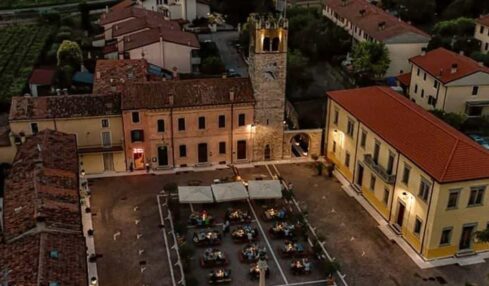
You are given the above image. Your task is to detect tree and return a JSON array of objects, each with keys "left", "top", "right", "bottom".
[
  {"left": 287, "top": 7, "right": 351, "bottom": 61},
  {"left": 429, "top": 17, "right": 480, "bottom": 58},
  {"left": 57, "top": 40, "right": 82, "bottom": 67},
  {"left": 200, "top": 56, "right": 224, "bottom": 74},
  {"left": 432, "top": 17, "right": 475, "bottom": 37},
  {"left": 441, "top": 0, "right": 489, "bottom": 20},
  {"left": 351, "top": 41, "right": 390, "bottom": 79},
  {"left": 286, "top": 49, "right": 312, "bottom": 94},
  {"left": 429, "top": 110, "right": 467, "bottom": 130},
  {"left": 398, "top": 0, "right": 436, "bottom": 24},
  {"left": 79, "top": 1, "right": 92, "bottom": 32},
  {"left": 58, "top": 65, "right": 74, "bottom": 88}
]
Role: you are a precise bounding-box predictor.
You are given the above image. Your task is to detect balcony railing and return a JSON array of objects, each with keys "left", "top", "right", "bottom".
[{"left": 364, "top": 154, "right": 396, "bottom": 184}]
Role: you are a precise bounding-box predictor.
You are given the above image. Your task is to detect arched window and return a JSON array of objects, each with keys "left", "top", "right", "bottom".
[
  {"left": 271, "top": 37, "right": 280, "bottom": 51},
  {"left": 263, "top": 37, "right": 271, "bottom": 52}
]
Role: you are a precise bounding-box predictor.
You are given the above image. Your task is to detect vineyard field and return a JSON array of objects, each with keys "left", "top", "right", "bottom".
[{"left": 0, "top": 25, "right": 54, "bottom": 103}]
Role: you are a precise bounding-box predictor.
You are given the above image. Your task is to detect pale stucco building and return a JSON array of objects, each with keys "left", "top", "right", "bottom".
[
  {"left": 4, "top": 14, "right": 321, "bottom": 174},
  {"left": 326, "top": 86, "right": 489, "bottom": 260},
  {"left": 406, "top": 48, "right": 489, "bottom": 116},
  {"left": 475, "top": 15, "right": 489, "bottom": 53},
  {"left": 322, "top": 0, "right": 431, "bottom": 77},
  {"left": 8, "top": 94, "right": 126, "bottom": 174},
  {"left": 99, "top": 6, "right": 200, "bottom": 73}
]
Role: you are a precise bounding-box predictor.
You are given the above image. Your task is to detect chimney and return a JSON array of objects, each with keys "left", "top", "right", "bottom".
[
  {"left": 378, "top": 21, "right": 386, "bottom": 31},
  {"left": 63, "top": 88, "right": 68, "bottom": 95},
  {"left": 229, "top": 91, "right": 235, "bottom": 102},
  {"left": 56, "top": 88, "right": 61, "bottom": 96},
  {"left": 451, "top": 63, "right": 458, "bottom": 74},
  {"left": 459, "top": 50, "right": 464, "bottom": 56},
  {"left": 105, "top": 5, "right": 109, "bottom": 13},
  {"left": 421, "top": 47, "right": 427, "bottom": 56}
]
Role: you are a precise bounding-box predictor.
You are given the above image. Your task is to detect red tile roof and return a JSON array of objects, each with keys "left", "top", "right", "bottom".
[
  {"left": 100, "top": 6, "right": 165, "bottom": 25},
  {"left": 29, "top": 68, "right": 56, "bottom": 85},
  {"left": 123, "top": 26, "right": 200, "bottom": 51},
  {"left": 112, "top": 12, "right": 181, "bottom": 38},
  {"left": 476, "top": 14, "right": 489, "bottom": 27},
  {"left": 410, "top": 48, "right": 489, "bottom": 84},
  {"left": 111, "top": 0, "right": 136, "bottom": 10},
  {"left": 9, "top": 93, "right": 121, "bottom": 121},
  {"left": 93, "top": 59, "right": 148, "bottom": 94},
  {"left": 122, "top": 78, "right": 255, "bottom": 110},
  {"left": 0, "top": 232, "right": 87, "bottom": 286},
  {"left": 324, "top": 0, "right": 430, "bottom": 42},
  {"left": 3, "top": 129, "right": 80, "bottom": 239},
  {"left": 0, "top": 129, "right": 87, "bottom": 285},
  {"left": 328, "top": 86, "right": 489, "bottom": 183},
  {"left": 396, "top": 72, "right": 411, "bottom": 86}
]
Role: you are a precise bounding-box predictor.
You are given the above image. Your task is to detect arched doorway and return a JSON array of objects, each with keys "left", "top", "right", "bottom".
[
  {"left": 264, "top": 145, "right": 271, "bottom": 160},
  {"left": 290, "top": 133, "right": 310, "bottom": 157}
]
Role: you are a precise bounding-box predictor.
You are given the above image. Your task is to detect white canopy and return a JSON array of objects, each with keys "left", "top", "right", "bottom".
[
  {"left": 178, "top": 186, "right": 214, "bottom": 203},
  {"left": 211, "top": 182, "right": 248, "bottom": 202},
  {"left": 247, "top": 180, "right": 283, "bottom": 199}
]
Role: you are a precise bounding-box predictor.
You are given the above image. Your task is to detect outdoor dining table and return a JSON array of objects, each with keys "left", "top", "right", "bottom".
[
  {"left": 225, "top": 208, "right": 252, "bottom": 224},
  {"left": 290, "top": 258, "right": 312, "bottom": 275},
  {"left": 240, "top": 243, "right": 267, "bottom": 263},
  {"left": 188, "top": 210, "right": 214, "bottom": 227},
  {"left": 263, "top": 207, "right": 288, "bottom": 221},
  {"left": 231, "top": 225, "right": 258, "bottom": 242},
  {"left": 201, "top": 248, "right": 228, "bottom": 268},
  {"left": 279, "top": 240, "right": 309, "bottom": 258},
  {"left": 193, "top": 229, "right": 222, "bottom": 246},
  {"left": 208, "top": 268, "right": 232, "bottom": 284},
  {"left": 269, "top": 221, "right": 295, "bottom": 238}
]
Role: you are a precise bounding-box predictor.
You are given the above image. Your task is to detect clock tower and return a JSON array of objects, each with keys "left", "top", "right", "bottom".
[{"left": 248, "top": 14, "right": 288, "bottom": 161}]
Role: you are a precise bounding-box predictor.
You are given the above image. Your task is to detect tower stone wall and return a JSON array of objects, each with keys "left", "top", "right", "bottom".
[{"left": 248, "top": 14, "right": 288, "bottom": 161}]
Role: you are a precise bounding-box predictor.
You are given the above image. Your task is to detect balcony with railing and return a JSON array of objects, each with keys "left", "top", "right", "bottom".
[
  {"left": 363, "top": 154, "right": 396, "bottom": 184},
  {"left": 77, "top": 142, "right": 123, "bottom": 154}
]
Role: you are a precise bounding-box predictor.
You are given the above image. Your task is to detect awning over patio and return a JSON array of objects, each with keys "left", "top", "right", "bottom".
[
  {"left": 211, "top": 182, "right": 248, "bottom": 202},
  {"left": 178, "top": 186, "right": 214, "bottom": 203},
  {"left": 247, "top": 180, "right": 283, "bottom": 199}
]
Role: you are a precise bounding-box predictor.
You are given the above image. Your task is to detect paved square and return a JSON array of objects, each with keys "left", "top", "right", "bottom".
[{"left": 88, "top": 163, "right": 489, "bottom": 286}]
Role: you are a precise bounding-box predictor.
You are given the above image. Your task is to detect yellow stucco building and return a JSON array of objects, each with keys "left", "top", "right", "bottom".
[
  {"left": 326, "top": 86, "right": 489, "bottom": 260},
  {"left": 9, "top": 94, "right": 126, "bottom": 174}
]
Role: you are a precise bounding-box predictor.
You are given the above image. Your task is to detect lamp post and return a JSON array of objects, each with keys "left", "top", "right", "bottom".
[{"left": 257, "top": 255, "right": 268, "bottom": 286}]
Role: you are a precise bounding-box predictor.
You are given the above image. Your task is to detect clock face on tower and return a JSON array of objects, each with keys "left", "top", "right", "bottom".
[{"left": 263, "top": 62, "right": 278, "bottom": 81}]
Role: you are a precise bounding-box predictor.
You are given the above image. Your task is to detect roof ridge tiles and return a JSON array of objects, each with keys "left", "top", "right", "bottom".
[{"left": 376, "top": 86, "right": 462, "bottom": 142}]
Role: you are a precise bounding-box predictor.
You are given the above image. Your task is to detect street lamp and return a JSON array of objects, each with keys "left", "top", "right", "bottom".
[{"left": 257, "top": 255, "right": 268, "bottom": 286}]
